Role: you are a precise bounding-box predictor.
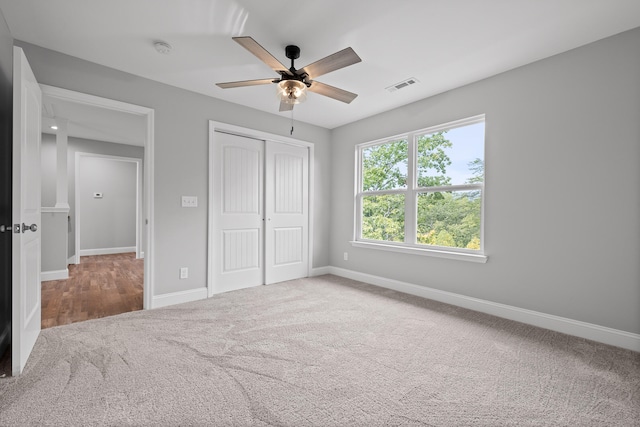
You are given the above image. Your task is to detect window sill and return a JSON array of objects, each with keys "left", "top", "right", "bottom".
[{"left": 349, "top": 240, "right": 488, "bottom": 263}]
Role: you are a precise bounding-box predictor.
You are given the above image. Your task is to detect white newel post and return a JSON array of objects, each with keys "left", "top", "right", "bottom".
[{"left": 41, "top": 117, "right": 72, "bottom": 280}]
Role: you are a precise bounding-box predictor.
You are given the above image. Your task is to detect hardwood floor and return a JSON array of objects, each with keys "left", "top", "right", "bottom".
[{"left": 41, "top": 253, "right": 143, "bottom": 329}]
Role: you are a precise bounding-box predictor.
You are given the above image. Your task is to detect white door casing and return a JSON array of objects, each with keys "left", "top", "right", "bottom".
[
  {"left": 39, "top": 84, "right": 155, "bottom": 310},
  {"left": 211, "top": 132, "right": 264, "bottom": 293},
  {"left": 265, "top": 141, "right": 309, "bottom": 284},
  {"left": 12, "top": 47, "right": 42, "bottom": 376}
]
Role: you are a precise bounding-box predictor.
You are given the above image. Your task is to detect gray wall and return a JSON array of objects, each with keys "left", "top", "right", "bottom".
[
  {"left": 78, "top": 156, "right": 137, "bottom": 252},
  {"left": 0, "top": 8, "right": 12, "bottom": 357},
  {"left": 41, "top": 134, "right": 145, "bottom": 259},
  {"left": 330, "top": 27, "right": 640, "bottom": 335},
  {"left": 21, "top": 41, "right": 332, "bottom": 296},
  {"left": 41, "top": 212, "right": 67, "bottom": 273},
  {"left": 39, "top": 139, "right": 57, "bottom": 207}
]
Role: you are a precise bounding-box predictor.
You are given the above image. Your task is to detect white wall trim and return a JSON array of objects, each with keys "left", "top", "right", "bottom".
[
  {"left": 328, "top": 267, "right": 640, "bottom": 352},
  {"left": 79, "top": 246, "right": 136, "bottom": 256},
  {"left": 310, "top": 266, "right": 331, "bottom": 276},
  {"left": 41, "top": 269, "right": 69, "bottom": 282},
  {"left": 143, "top": 111, "right": 155, "bottom": 310},
  {"left": 41, "top": 206, "right": 70, "bottom": 214},
  {"left": 40, "top": 84, "right": 153, "bottom": 115},
  {"left": 66, "top": 256, "right": 75, "bottom": 265},
  {"left": 138, "top": 251, "right": 144, "bottom": 259},
  {"left": 350, "top": 240, "right": 488, "bottom": 263},
  {"left": 152, "top": 287, "right": 208, "bottom": 309}
]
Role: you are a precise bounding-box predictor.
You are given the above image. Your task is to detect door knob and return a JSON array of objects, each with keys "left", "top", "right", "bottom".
[{"left": 22, "top": 223, "right": 37, "bottom": 233}]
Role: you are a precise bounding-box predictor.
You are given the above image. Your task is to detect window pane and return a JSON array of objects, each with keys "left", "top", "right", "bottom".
[
  {"left": 417, "top": 190, "right": 481, "bottom": 249},
  {"left": 362, "top": 194, "right": 405, "bottom": 242},
  {"left": 362, "top": 139, "right": 408, "bottom": 191},
  {"left": 417, "top": 121, "right": 484, "bottom": 187}
]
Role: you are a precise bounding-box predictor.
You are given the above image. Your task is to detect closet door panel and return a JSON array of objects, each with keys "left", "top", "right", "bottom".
[
  {"left": 265, "top": 141, "right": 309, "bottom": 284},
  {"left": 212, "top": 132, "right": 264, "bottom": 292}
]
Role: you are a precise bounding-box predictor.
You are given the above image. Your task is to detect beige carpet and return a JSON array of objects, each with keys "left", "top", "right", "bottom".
[{"left": 0, "top": 275, "right": 638, "bottom": 426}]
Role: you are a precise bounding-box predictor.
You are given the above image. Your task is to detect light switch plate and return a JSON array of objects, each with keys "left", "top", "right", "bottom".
[{"left": 181, "top": 196, "right": 198, "bottom": 207}]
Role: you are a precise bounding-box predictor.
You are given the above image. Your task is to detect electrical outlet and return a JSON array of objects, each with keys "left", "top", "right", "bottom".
[
  {"left": 180, "top": 267, "right": 188, "bottom": 279},
  {"left": 343, "top": 252, "right": 348, "bottom": 261},
  {"left": 181, "top": 196, "right": 198, "bottom": 208}
]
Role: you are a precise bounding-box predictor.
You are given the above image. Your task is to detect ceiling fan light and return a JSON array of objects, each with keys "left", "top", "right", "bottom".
[{"left": 277, "top": 80, "right": 307, "bottom": 104}]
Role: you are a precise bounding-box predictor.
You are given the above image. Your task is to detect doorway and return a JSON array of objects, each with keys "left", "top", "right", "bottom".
[
  {"left": 75, "top": 153, "right": 142, "bottom": 262},
  {"left": 40, "top": 153, "right": 144, "bottom": 329},
  {"left": 39, "top": 85, "right": 155, "bottom": 322}
]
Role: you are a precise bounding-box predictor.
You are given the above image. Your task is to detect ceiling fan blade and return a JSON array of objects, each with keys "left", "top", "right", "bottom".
[
  {"left": 279, "top": 101, "right": 294, "bottom": 112},
  {"left": 299, "top": 47, "right": 361, "bottom": 79},
  {"left": 308, "top": 81, "right": 358, "bottom": 104},
  {"left": 233, "top": 36, "right": 294, "bottom": 76},
  {"left": 216, "top": 78, "right": 276, "bottom": 89}
]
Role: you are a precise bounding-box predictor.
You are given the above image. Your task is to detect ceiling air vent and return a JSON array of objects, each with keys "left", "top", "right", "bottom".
[{"left": 386, "top": 77, "right": 420, "bottom": 93}]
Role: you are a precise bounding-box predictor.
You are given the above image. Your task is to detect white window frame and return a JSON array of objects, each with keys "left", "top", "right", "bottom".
[{"left": 352, "top": 115, "right": 487, "bottom": 263}]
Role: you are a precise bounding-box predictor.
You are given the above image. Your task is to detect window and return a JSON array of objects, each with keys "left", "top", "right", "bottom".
[{"left": 354, "top": 115, "right": 486, "bottom": 262}]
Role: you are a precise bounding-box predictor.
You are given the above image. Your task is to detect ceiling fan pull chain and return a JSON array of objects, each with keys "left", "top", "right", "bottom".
[{"left": 290, "top": 109, "right": 294, "bottom": 135}]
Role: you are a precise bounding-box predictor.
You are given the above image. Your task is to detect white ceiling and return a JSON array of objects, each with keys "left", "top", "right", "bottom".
[{"left": 2, "top": 0, "right": 640, "bottom": 131}]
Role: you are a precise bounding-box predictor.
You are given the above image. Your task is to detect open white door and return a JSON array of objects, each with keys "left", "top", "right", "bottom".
[
  {"left": 211, "top": 132, "right": 264, "bottom": 293},
  {"left": 12, "top": 47, "right": 42, "bottom": 375},
  {"left": 265, "top": 141, "right": 309, "bottom": 284}
]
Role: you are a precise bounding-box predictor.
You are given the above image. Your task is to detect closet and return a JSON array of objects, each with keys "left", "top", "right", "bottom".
[{"left": 210, "top": 131, "right": 309, "bottom": 293}]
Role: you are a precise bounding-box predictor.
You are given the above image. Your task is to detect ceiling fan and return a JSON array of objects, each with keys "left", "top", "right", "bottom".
[{"left": 217, "top": 37, "right": 362, "bottom": 112}]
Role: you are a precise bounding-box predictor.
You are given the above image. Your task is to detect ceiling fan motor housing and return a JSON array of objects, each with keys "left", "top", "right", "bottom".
[{"left": 285, "top": 45, "right": 300, "bottom": 60}]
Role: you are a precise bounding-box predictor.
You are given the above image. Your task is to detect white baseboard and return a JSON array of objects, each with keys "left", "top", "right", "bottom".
[
  {"left": 152, "top": 287, "right": 208, "bottom": 309},
  {"left": 310, "top": 266, "right": 331, "bottom": 276},
  {"left": 79, "top": 246, "right": 136, "bottom": 256},
  {"left": 67, "top": 256, "right": 75, "bottom": 265},
  {"left": 138, "top": 251, "right": 145, "bottom": 259},
  {"left": 41, "top": 269, "right": 69, "bottom": 282},
  {"left": 328, "top": 267, "right": 640, "bottom": 352}
]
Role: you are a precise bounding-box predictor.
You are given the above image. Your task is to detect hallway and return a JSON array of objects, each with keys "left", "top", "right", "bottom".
[{"left": 41, "top": 253, "right": 143, "bottom": 329}]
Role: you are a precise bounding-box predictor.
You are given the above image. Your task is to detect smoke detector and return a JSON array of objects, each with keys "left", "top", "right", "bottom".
[{"left": 154, "top": 41, "right": 172, "bottom": 55}]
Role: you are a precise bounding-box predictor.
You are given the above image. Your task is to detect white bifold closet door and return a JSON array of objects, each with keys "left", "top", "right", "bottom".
[
  {"left": 211, "top": 132, "right": 309, "bottom": 293},
  {"left": 264, "top": 140, "right": 309, "bottom": 285}
]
